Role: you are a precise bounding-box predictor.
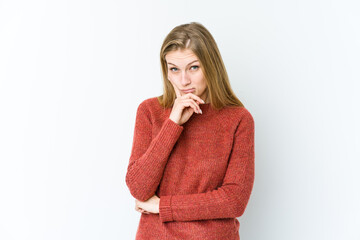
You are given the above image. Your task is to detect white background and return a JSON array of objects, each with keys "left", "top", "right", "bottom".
[{"left": 0, "top": 0, "right": 359, "bottom": 239}]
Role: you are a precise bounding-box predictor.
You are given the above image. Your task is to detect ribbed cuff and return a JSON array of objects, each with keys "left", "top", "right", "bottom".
[
  {"left": 159, "top": 195, "right": 173, "bottom": 222},
  {"left": 153, "top": 118, "right": 183, "bottom": 152}
]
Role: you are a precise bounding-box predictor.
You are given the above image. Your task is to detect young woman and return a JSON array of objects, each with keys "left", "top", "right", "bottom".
[{"left": 126, "top": 22, "right": 255, "bottom": 240}]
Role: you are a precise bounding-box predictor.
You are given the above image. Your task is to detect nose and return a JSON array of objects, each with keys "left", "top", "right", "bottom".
[{"left": 180, "top": 70, "right": 191, "bottom": 86}]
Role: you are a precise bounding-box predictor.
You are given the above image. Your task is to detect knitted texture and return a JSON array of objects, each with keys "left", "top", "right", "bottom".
[{"left": 126, "top": 97, "right": 255, "bottom": 240}]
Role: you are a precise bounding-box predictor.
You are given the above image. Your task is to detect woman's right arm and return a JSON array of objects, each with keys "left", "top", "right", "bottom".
[{"left": 125, "top": 100, "right": 184, "bottom": 202}]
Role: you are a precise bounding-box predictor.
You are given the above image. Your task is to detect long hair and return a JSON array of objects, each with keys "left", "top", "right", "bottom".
[{"left": 158, "top": 22, "right": 244, "bottom": 110}]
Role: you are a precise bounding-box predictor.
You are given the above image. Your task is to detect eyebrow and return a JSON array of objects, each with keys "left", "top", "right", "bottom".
[{"left": 167, "top": 60, "right": 199, "bottom": 67}]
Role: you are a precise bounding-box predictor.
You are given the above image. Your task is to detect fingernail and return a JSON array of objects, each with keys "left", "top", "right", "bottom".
[
  {"left": 200, "top": 109, "right": 202, "bottom": 114},
  {"left": 202, "top": 99, "right": 205, "bottom": 103}
]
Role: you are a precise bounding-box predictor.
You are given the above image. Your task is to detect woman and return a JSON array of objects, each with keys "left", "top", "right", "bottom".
[{"left": 125, "top": 22, "right": 255, "bottom": 240}]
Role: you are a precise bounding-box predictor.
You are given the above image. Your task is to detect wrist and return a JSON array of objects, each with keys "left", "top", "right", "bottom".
[{"left": 169, "top": 117, "right": 180, "bottom": 125}]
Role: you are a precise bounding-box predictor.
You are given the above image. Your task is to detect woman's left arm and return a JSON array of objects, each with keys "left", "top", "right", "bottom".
[{"left": 158, "top": 112, "right": 255, "bottom": 222}]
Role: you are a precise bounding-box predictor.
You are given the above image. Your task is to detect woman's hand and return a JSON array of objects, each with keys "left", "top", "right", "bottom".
[
  {"left": 168, "top": 79, "right": 205, "bottom": 125},
  {"left": 135, "top": 194, "right": 160, "bottom": 215}
]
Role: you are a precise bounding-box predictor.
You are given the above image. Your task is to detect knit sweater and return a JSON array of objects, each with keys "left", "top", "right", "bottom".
[{"left": 125, "top": 96, "right": 255, "bottom": 240}]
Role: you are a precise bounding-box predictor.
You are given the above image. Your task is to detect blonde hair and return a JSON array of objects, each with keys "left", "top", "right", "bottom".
[{"left": 158, "top": 22, "right": 244, "bottom": 110}]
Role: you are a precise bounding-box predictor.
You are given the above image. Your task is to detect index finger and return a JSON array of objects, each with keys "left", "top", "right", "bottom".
[{"left": 169, "top": 79, "right": 182, "bottom": 98}]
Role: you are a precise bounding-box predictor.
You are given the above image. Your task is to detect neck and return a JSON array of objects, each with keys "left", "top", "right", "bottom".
[{"left": 201, "top": 89, "right": 210, "bottom": 104}]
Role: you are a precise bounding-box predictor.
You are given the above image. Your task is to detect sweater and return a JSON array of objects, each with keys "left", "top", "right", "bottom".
[{"left": 125, "top": 96, "right": 255, "bottom": 240}]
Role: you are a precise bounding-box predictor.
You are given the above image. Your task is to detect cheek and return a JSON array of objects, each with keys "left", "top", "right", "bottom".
[
  {"left": 168, "top": 74, "right": 180, "bottom": 83},
  {"left": 195, "top": 70, "right": 205, "bottom": 80},
  {"left": 194, "top": 72, "right": 206, "bottom": 86}
]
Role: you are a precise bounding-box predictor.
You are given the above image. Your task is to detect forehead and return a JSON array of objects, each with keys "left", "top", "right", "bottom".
[{"left": 165, "top": 49, "right": 198, "bottom": 64}]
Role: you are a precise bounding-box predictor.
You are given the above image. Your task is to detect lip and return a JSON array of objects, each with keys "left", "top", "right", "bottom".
[{"left": 181, "top": 88, "right": 195, "bottom": 93}]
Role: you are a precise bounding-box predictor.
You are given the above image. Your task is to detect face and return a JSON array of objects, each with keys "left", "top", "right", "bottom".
[{"left": 165, "top": 48, "right": 209, "bottom": 102}]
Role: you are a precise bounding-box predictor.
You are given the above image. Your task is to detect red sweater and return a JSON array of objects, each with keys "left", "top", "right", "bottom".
[{"left": 126, "top": 96, "right": 255, "bottom": 240}]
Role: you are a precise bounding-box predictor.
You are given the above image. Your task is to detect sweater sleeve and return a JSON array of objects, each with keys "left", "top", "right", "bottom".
[
  {"left": 125, "top": 100, "right": 184, "bottom": 202},
  {"left": 158, "top": 111, "right": 255, "bottom": 222}
]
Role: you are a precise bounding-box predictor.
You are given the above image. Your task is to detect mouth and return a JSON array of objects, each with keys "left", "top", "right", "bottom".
[{"left": 181, "top": 88, "right": 195, "bottom": 93}]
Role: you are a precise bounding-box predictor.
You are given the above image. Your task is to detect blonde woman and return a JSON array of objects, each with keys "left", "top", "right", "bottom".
[{"left": 126, "top": 22, "right": 255, "bottom": 240}]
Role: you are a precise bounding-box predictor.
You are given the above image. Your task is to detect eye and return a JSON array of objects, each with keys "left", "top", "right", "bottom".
[
  {"left": 190, "top": 65, "right": 199, "bottom": 70},
  {"left": 169, "top": 67, "right": 178, "bottom": 72}
]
